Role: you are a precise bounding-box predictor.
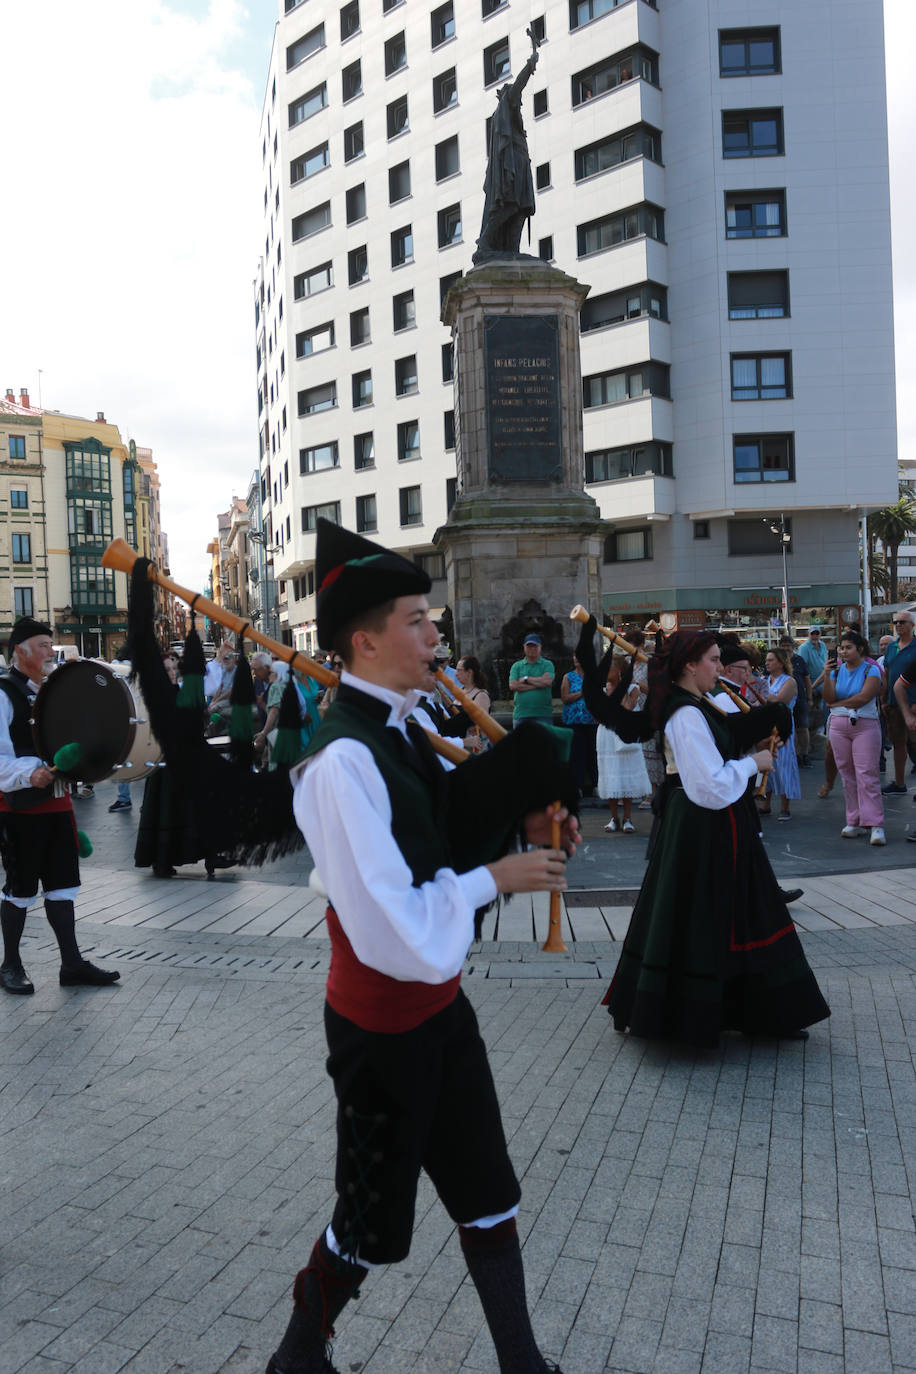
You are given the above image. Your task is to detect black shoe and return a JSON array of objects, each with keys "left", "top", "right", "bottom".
[
  {"left": 108, "top": 799, "right": 132, "bottom": 812},
  {"left": 882, "top": 781, "right": 907, "bottom": 794},
  {"left": 60, "top": 960, "right": 120, "bottom": 987},
  {"left": 780, "top": 1029, "right": 810, "bottom": 1040},
  {"left": 779, "top": 887, "right": 804, "bottom": 904},
  {"left": 907, "top": 833, "right": 916, "bottom": 842},
  {"left": 153, "top": 865, "right": 176, "bottom": 878},
  {"left": 265, "top": 1351, "right": 341, "bottom": 1373},
  {"left": 1, "top": 964, "right": 34, "bottom": 995}
]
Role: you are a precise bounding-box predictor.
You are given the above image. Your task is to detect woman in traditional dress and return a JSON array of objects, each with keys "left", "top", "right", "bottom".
[
  {"left": 577, "top": 622, "right": 830, "bottom": 1048},
  {"left": 596, "top": 654, "right": 650, "bottom": 832}
]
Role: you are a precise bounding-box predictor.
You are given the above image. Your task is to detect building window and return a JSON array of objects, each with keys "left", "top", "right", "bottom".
[
  {"left": 300, "top": 442, "right": 339, "bottom": 474},
  {"left": 572, "top": 46, "right": 659, "bottom": 105},
  {"left": 731, "top": 353, "right": 791, "bottom": 401},
  {"left": 391, "top": 224, "right": 414, "bottom": 267},
  {"left": 352, "top": 369, "right": 373, "bottom": 408},
  {"left": 725, "top": 189, "right": 786, "bottom": 239},
  {"left": 530, "top": 14, "right": 546, "bottom": 42},
  {"left": 437, "top": 203, "right": 462, "bottom": 247},
  {"left": 535, "top": 162, "right": 550, "bottom": 189},
  {"left": 344, "top": 122, "right": 364, "bottom": 161},
  {"left": 356, "top": 493, "right": 377, "bottom": 533},
  {"left": 727, "top": 270, "right": 789, "bottom": 319},
  {"left": 435, "top": 134, "right": 460, "bottom": 180},
  {"left": 383, "top": 0, "right": 402, "bottom": 10},
  {"left": 387, "top": 94, "right": 409, "bottom": 138},
  {"left": 398, "top": 420, "right": 421, "bottom": 461},
  {"left": 584, "top": 363, "right": 670, "bottom": 407},
  {"left": 538, "top": 236, "right": 553, "bottom": 261},
  {"left": 483, "top": 38, "right": 510, "bottom": 86},
  {"left": 340, "top": 1, "right": 359, "bottom": 41},
  {"left": 440, "top": 270, "right": 461, "bottom": 306},
  {"left": 416, "top": 550, "right": 445, "bottom": 579},
  {"left": 728, "top": 517, "right": 793, "bottom": 555},
  {"left": 11, "top": 532, "right": 31, "bottom": 563},
  {"left": 433, "top": 67, "right": 458, "bottom": 112},
  {"left": 389, "top": 160, "right": 411, "bottom": 203},
  {"left": 350, "top": 306, "right": 371, "bottom": 345},
  {"left": 13, "top": 587, "right": 33, "bottom": 618},
  {"left": 577, "top": 203, "right": 664, "bottom": 255},
  {"left": 395, "top": 355, "right": 419, "bottom": 396},
  {"left": 393, "top": 290, "right": 416, "bottom": 331},
  {"left": 482, "top": 0, "right": 507, "bottom": 14},
  {"left": 287, "top": 25, "right": 325, "bottom": 69},
  {"left": 8, "top": 436, "right": 26, "bottom": 460},
  {"left": 346, "top": 182, "right": 367, "bottom": 224},
  {"left": 290, "top": 142, "right": 329, "bottom": 185},
  {"left": 431, "top": 3, "right": 455, "bottom": 47},
  {"left": 296, "top": 322, "right": 335, "bottom": 358},
  {"left": 342, "top": 59, "right": 362, "bottom": 101},
  {"left": 575, "top": 125, "right": 661, "bottom": 180},
  {"left": 399, "top": 484, "right": 422, "bottom": 526},
  {"left": 533, "top": 89, "right": 548, "bottom": 116},
  {"left": 443, "top": 410, "right": 456, "bottom": 450},
  {"left": 604, "top": 527, "right": 653, "bottom": 563},
  {"left": 733, "top": 434, "right": 794, "bottom": 484},
  {"left": 298, "top": 381, "right": 337, "bottom": 415},
  {"left": 723, "top": 109, "right": 784, "bottom": 158},
  {"left": 385, "top": 31, "right": 407, "bottom": 76},
  {"left": 292, "top": 202, "right": 330, "bottom": 241},
  {"left": 441, "top": 342, "right": 454, "bottom": 382},
  {"left": 301, "top": 501, "right": 341, "bottom": 532},
  {"left": 289, "top": 82, "right": 328, "bottom": 127},
  {"left": 720, "top": 27, "right": 780, "bottom": 77},
  {"left": 348, "top": 244, "right": 369, "bottom": 285},
  {"left": 580, "top": 282, "right": 668, "bottom": 330},
  {"left": 295, "top": 261, "right": 333, "bottom": 298},
  {"left": 586, "top": 443, "right": 673, "bottom": 482},
  {"left": 354, "top": 432, "right": 375, "bottom": 469},
  {"left": 571, "top": 0, "right": 649, "bottom": 30},
  {"left": 446, "top": 477, "right": 457, "bottom": 512},
  {"left": 10, "top": 488, "right": 28, "bottom": 509},
  {"left": 694, "top": 520, "right": 710, "bottom": 540}
]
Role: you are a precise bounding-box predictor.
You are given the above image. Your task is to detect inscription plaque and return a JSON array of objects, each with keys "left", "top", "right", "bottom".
[{"left": 484, "top": 314, "right": 562, "bottom": 482}]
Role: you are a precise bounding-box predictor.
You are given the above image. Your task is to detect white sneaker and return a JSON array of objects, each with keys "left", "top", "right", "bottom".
[
  {"left": 841, "top": 825, "right": 865, "bottom": 838},
  {"left": 604, "top": 819, "right": 618, "bottom": 833},
  {"left": 870, "top": 826, "right": 886, "bottom": 846},
  {"left": 622, "top": 819, "right": 635, "bottom": 833}
]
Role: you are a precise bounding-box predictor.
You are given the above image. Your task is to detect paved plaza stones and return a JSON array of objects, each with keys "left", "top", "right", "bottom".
[{"left": 2, "top": 812, "right": 916, "bottom": 1371}]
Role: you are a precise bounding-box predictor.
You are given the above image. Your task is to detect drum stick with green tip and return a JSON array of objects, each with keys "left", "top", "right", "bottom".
[
  {"left": 76, "top": 830, "right": 93, "bottom": 858},
  {"left": 49, "top": 742, "right": 84, "bottom": 776}
]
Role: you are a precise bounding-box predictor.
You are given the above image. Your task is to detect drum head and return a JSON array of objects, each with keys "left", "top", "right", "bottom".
[{"left": 33, "top": 661, "right": 135, "bottom": 784}]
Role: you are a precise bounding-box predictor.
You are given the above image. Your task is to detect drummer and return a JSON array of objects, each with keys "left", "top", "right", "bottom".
[{"left": 0, "top": 618, "right": 120, "bottom": 995}]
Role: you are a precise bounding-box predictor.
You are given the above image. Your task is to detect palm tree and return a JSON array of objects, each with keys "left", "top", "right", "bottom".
[{"left": 869, "top": 496, "right": 916, "bottom": 603}]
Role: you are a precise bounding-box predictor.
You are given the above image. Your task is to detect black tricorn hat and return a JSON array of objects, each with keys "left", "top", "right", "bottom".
[
  {"left": 7, "top": 617, "right": 52, "bottom": 651},
  {"left": 316, "top": 518, "right": 431, "bottom": 647},
  {"left": 719, "top": 641, "right": 752, "bottom": 668}
]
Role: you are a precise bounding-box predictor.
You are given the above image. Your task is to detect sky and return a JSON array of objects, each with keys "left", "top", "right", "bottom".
[{"left": 0, "top": 0, "right": 913, "bottom": 592}]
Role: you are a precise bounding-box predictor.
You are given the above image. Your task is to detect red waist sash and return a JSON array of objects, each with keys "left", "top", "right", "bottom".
[{"left": 325, "top": 905, "right": 461, "bottom": 1033}]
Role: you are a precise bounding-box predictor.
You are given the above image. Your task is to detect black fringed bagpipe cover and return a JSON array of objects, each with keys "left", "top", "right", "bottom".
[{"left": 125, "top": 560, "right": 304, "bottom": 866}]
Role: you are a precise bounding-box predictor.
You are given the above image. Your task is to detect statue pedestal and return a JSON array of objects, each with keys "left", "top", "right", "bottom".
[{"left": 435, "top": 259, "right": 603, "bottom": 677}]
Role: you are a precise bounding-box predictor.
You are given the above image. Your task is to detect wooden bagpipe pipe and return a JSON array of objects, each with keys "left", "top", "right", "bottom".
[{"left": 101, "top": 540, "right": 572, "bottom": 947}]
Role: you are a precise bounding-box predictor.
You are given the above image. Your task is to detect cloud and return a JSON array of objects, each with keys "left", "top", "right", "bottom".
[{"left": 0, "top": 0, "right": 265, "bottom": 586}]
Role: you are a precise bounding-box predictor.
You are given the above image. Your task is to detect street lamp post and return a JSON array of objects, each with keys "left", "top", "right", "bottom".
[{"left": 768, "top": 514, "right": 792, "bottom": 632}]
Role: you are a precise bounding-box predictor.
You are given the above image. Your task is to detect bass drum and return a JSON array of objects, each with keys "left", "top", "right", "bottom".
[{"left": 32, "top": 660, "right": 162, "bottom": 784}]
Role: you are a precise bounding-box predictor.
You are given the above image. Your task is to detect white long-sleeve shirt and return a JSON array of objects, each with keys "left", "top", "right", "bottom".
[
  {"left": 664, "top": 703, "right": 757, "bottom": 810},
  {"left": 0, "top": 682, "right": 46, "bottom": 793},
  {"left": 292, "top": 672, "right": 497, "bottom": 984}
]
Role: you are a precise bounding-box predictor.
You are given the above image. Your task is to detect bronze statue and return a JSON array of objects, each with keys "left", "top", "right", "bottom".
[{"left": 474, "top": 27, "right": 541, "bottom": 263}]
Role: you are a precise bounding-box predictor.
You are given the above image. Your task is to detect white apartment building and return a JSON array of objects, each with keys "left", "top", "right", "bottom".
[{"left": 256, "top": 0, "right": 897, "bottom": 649}]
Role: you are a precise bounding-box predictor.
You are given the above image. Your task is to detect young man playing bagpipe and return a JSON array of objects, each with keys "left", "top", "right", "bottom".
[{"left": 266, "top": 519, "right": 580, "bottom": 1374}]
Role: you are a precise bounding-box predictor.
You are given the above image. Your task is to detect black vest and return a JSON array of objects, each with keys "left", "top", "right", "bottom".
[{"left": 0, "top": 670, "right": 53, "bottom": 809}]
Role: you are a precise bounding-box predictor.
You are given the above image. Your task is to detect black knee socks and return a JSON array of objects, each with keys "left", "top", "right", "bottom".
[
  {"left": 272, "top": 1232, "right": 367, "bottom": 1373},
  {"left": 1, "top": 899, "right": 27, "bottom": 969},
  {"left": 460, "top": 1217, "right": 550, "bottom": 1374},
  {"left": 43, "top": 899, "right": 82, "bottom": 969}
]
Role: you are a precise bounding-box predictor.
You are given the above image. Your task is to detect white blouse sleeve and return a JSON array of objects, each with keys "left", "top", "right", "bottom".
[
  {"left": 293, "top": 738, "right": 497, "bottom": 983},
  {"left": 665, "top": 705, "right": 758, "bottom": 810}
]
